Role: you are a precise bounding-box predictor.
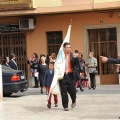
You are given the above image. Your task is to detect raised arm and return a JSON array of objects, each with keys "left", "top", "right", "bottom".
[{"left": 100, "top": 56, "right": 120, "bottom": 64}]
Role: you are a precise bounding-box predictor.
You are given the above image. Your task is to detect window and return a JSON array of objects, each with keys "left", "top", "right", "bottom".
[{"left": 46, "top": 31, "right": 63, "bottom": 55}]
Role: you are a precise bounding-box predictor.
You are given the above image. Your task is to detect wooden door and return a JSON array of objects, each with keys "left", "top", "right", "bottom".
[{"left": 88, "top": 28, "right": 118, "bottom": 84}]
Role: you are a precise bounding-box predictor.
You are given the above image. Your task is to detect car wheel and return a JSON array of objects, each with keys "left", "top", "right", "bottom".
[{"left": 3, "top": 93, "right": 12, "bottom": 97}]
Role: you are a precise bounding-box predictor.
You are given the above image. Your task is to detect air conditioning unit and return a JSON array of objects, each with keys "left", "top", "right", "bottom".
[{"left": 19, "top": 18, "right": 35, "bottom": 30}]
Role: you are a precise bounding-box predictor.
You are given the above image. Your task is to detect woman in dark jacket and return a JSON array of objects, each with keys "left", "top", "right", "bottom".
[
  {"left": 28, "top": 53, "right": 39, "bottom": 88},
  {"left": 38, "top": 55, "right": 48, "bottom": 94},
  {"left": 73, "top": 51, "right": 84, "bottom": 92}
]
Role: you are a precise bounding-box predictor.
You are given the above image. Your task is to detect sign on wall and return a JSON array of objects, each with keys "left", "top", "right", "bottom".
[{"left": 0, "top": 24, "right": 20, "bottom": 33}]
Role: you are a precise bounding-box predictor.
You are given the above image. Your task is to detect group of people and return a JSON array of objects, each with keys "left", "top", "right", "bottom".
[
  {"left": 73, "top": 50, "right": 97, "bottom": 91},
  {"left": 27, "top": 52, "right": 58, "bottom": 108},
  {"left": 1, "top": 42, "right": 120, "bottom": 111},
  {"left": 2, "top": 42, "right": 120, "bottom": 111},
  {"left": 28, "top": 42, "right": 98, "bottom": 111},
  {"left": 27, "top": 53, "right": 56, "bottom": 89},
  {"left": 2, "top": 53, "right": 18, "bottom": 70}
]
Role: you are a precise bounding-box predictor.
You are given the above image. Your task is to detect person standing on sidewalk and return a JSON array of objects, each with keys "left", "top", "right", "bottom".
[
  {"left": 9, "top": 53, "right": 18, "bottom": 70},
  {"left": 86, "top": 52, "right": 97, "bottom": 90},
  {"left": 74, "top": 50, "right": 84, "bottom": 92},
  {"left": 44, "top": 62, "right": 58, "bottom": 108},
  {"left": 28, "top": 53, "right": 39, "bottom": 88},
  {"left": 50, "top": 53, "right": 57, "bottom": 62},
  {"left": 2, "top": 56, "right": 10, "bottom": 67},
  {"left": 59, "top": 42, "right": 78, "bottom": 111},
  {"left": 38, "top": 56, "right": 48, "bottom": 94}
]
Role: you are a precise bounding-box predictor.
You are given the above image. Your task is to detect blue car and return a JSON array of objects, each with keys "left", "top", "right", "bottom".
[{"left": 2, "top": 65, "right": 28, "bottom": 96}]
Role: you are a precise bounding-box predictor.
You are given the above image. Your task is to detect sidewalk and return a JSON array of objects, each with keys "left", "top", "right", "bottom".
[{"left": 0, "top": 85, "right": 120, "bottom": 120}]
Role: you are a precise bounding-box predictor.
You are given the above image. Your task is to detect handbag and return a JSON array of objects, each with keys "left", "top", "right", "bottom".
[
  {"left": 34, "top": 72, "right": 39, "bottom": 77},
  {"left": 93, "top": 70, "right": 98, "bottom": 75}
]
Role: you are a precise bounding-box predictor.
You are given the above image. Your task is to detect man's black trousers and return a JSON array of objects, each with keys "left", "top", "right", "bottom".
[{"left": 59, "top": 73, "right": 76, "bottom": 108}]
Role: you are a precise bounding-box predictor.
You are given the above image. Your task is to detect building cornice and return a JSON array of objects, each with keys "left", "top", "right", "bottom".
[{"left": 0, "top": 1, "right": 120, "bottom": 16}]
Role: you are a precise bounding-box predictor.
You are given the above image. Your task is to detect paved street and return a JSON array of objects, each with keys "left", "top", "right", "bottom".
[{"left": 0, "top": 85, "right": 120, "bottom": 120}]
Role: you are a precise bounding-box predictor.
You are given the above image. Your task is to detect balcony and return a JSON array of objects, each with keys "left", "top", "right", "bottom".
[{"left": 0, "top": 0, "right": 34, "bottom": 11}]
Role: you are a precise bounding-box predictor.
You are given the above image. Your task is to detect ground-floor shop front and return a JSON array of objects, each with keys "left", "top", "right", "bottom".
[{"left": 0, "top": 11, "right": 120, "bottom": 84}]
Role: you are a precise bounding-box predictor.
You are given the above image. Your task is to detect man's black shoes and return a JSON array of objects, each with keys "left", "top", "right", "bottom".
[
  {"left": 71, "top": 103, "right": 76, "bottom": 108},
  {"left": 80, "top": 88, "right": 84, "bottom": 92},
  {"left": 64, "top": 108, "right": 69, "bottom": 111},
  {"left": 47, "top": 104, "right": 51, "bottom": 108}
]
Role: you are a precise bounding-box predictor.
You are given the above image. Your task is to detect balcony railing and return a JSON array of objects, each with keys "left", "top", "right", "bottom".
[{"left": 0, "top": 0, "right": 34, "bottom": 11}]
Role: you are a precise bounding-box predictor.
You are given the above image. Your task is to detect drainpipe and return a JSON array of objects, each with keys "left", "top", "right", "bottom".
[{"left": 0, "top": 65, "right": 3, "bottom": 101}]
